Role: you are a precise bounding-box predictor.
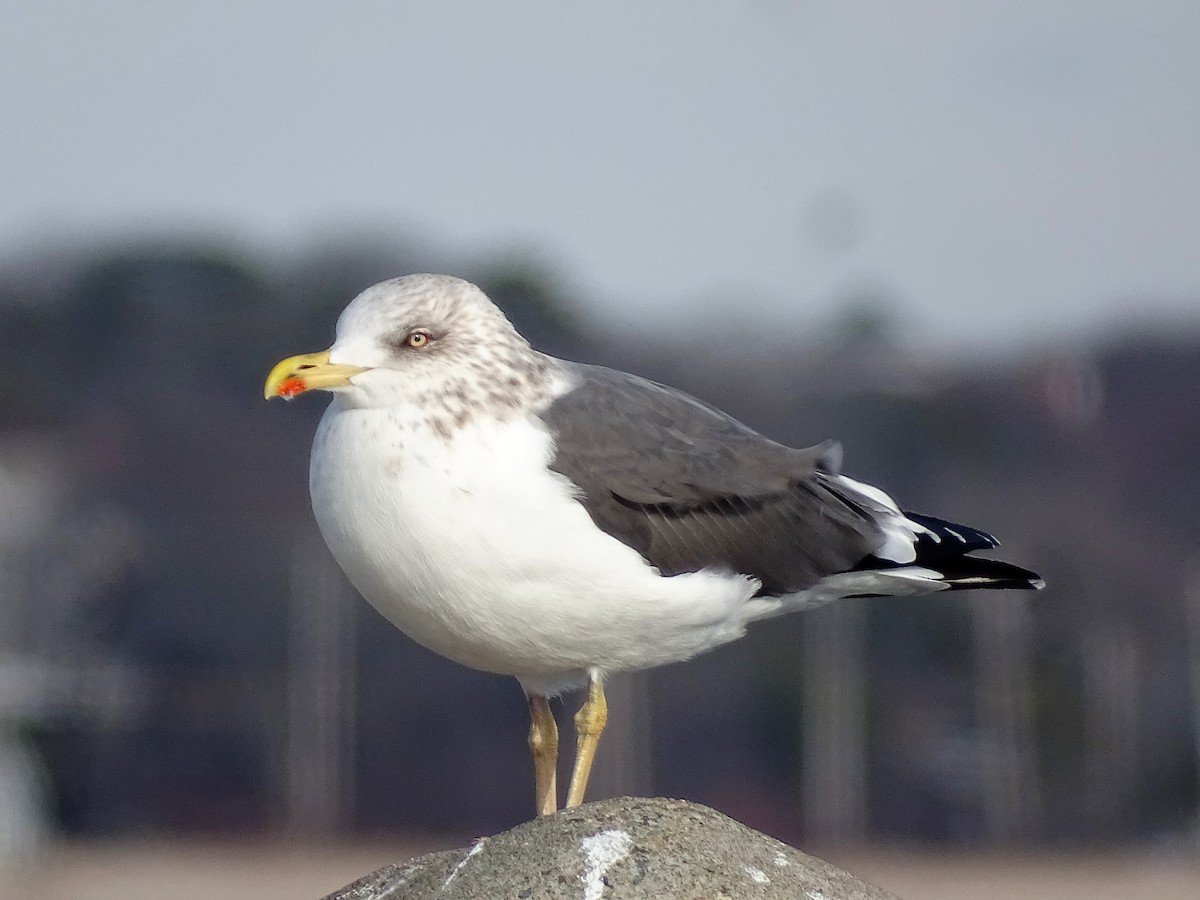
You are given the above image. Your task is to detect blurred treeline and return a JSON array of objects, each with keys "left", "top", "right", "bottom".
[{"left": 0, "top": 235, "right": 1197, "bottom": 848}]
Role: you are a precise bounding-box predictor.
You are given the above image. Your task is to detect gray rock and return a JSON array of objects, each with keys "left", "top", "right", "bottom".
[{"left": 322, "top": 796, "right": 900, "bottom": 900}]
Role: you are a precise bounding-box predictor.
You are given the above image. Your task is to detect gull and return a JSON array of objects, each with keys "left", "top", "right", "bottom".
[{"left": 264, "top": 274, "right": 1042, "bottom": 817}]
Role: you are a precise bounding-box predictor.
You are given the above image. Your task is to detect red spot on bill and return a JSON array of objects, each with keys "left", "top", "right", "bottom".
[{"left": 277, "top": 377, "right": 307, "bottom": 399}]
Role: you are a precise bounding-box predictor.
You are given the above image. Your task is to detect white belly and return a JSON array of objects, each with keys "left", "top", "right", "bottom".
[{"left": 308, "top": 401, "right": 760, "bottom": 693}]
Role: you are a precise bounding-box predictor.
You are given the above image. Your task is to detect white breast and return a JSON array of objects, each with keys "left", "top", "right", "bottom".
[{"left": 308, "top": 399, "right": 760, "bottom": 694}]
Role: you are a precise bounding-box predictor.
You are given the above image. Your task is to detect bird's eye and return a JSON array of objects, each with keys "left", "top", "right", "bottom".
[{"left": 403, "top": 330, "right": 432, "bottom": 349}]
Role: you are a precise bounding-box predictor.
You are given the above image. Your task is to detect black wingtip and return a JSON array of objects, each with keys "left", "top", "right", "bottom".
[{"left": 902, "top": 511, "right": 1000, "bottom": 557}]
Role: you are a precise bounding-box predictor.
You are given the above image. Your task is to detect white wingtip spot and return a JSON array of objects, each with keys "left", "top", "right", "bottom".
[
  {"left": 836, "top": 475, "right": 931, "bottom": 563},
  {"left": 772, "top": 849, "right": 791, "bottom": 867},
  {"left": 581, "top": 829, "right": 633, "bottom": 900}
]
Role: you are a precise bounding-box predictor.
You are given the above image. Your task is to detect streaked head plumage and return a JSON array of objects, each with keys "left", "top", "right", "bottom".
[{"left": 267, "top": 274, "right": 555, "bottom": 432}]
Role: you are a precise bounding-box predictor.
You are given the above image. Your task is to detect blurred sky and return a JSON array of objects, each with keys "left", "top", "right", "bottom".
[{"left": 2, "top": 1, "right": 1198, "bottom": 350}]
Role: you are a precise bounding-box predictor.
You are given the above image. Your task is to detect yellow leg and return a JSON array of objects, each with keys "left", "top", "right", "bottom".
[
  {"left": 527, "top": 693, "right": 559, "bottom": 816},
  {"left": 565, "top": 678, "right": 608, "bottom": 808}
]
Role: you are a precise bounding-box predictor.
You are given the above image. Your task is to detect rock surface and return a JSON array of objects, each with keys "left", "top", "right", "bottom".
[{"left": 323, "top": 796, "right": 900, "bottom": 900}]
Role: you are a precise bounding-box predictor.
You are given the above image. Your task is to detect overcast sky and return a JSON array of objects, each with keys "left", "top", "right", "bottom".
[{"left": 3, "top": 1, "right": 1198, "bottom": 351}]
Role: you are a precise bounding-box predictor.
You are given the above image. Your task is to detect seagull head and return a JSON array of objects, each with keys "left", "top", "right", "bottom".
[{"left": 265, "top": 274, "right": 546, "bottom": 414}]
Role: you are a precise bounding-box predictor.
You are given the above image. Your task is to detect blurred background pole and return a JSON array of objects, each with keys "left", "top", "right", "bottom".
[
  {"left": 971, "top": 594, "right": 1043, "bottom": 842},
  {"left": 1187, "top": 561, "right": 1200, "bottom": 840},
  {"left": 285, "top": 532, "right": 357, "bottom": 834},
  {"left": 1082, "top": 624, "right": 1140, "bottom": 839},
  {"left": 586, "top": 672, "right": 653, "bottom": 801},
  {"left": 801, "top": 601, "right": 867, "bottom": 840}
]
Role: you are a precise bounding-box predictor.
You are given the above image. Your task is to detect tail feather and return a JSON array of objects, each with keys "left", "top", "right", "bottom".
[
  {"left": 835, "top": 557, "right": 1043, "bottom": 600},
  {"left": 925, "top": 555, "right": 1044, "bottom": 591}
]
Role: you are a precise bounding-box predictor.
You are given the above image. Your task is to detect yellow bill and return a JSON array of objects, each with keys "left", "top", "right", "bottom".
[{"left": 264, "top": 350, "right": 368, "bottom": 399}]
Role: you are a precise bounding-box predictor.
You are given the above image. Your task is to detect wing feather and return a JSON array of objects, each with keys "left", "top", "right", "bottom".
[{"left": 540, "top": 363, "right": 884, "bottom": 595}]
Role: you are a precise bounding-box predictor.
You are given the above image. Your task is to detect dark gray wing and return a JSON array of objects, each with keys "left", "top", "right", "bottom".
[{"left": 540, "top": 363, "right": 885, "bottom": 595}]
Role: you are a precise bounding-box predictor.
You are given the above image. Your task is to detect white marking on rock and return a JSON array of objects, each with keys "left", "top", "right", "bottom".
[
  {"left": 772, "top": 850, "right": 790, "bottom": 868},
  {"left": 375, "top": 863, "right": 423, "bottom": 899},
  {"left": 744, "top": 865, "right": 770, "bottom": 884},
  {"left": 441, "top": 838, "right": 485, "bottom": 889},
  {"left": 580, "top": 829, "right": 633, "bottom": 900}
]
